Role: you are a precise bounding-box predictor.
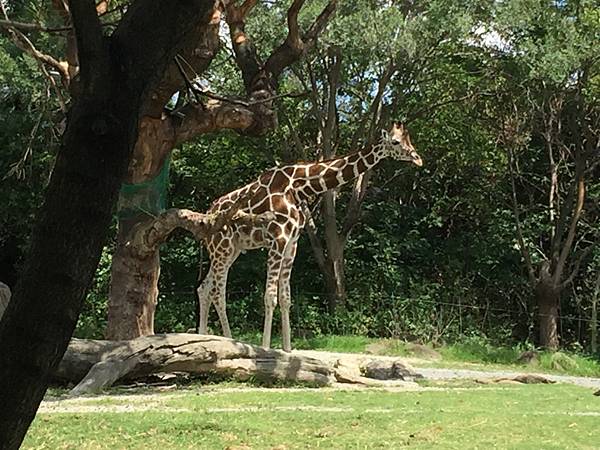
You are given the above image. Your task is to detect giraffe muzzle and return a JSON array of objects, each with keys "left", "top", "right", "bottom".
[{"left": 411, "top": 151, "right": 423, "bottom": 167}]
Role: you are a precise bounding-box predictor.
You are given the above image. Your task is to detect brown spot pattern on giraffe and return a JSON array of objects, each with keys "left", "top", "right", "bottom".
[
  {"left": 324, "top": 169, "right": 339, "bottom": 189},
  {"left": 196, "top": 125, "right": 419, "bottom": 352},
  {"left": 269, "top": 170, "right": 289, "bottom": 190},
  {"left": 342, "top": 165, "right": 354, "bottom": 180}
]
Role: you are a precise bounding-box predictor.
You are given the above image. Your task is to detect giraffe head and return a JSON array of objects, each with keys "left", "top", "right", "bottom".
[{"left": 381, "top": 122, "right": 422, "bottom": 167}]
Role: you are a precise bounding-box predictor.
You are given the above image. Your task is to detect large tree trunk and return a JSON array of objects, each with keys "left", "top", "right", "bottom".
[
  {"left": 0, "top": 26, "right": 134, "bottom": 450},
  {"left": 0, "top": 2, "right": 224, "bottom": 446},
  {"left": 106, "top": 223, "right": 160, "bottom": 339},
  {"left": 106, "top": 117, "right": 176, "bottom": 340},
  {"left": 0, "top": 282, "right": 10, "bottom": 320}
]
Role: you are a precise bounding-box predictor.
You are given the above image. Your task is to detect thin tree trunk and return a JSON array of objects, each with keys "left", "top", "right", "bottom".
[
  {"left": 323, "top": 243, "right": 347, "bottom": 312},
  {"left": 535, "top": 265, "right": 560, "bottom": 350}
]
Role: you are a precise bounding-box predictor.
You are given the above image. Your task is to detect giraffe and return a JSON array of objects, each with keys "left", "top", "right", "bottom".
[{"left": 197, "top": 122, "right": 422, "bottom": 352}]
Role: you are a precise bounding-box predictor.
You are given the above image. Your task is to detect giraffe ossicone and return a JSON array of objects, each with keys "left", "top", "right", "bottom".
[{"left": 197, "top": 122, "right": 422, "bottom": 352}]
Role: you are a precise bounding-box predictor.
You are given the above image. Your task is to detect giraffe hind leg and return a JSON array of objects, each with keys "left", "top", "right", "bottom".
[
  {"left": 262, "top": 239, "right": 286, "bottom": 349},
  {"left": 196, "top": 271, "right": 212, "bottom": 335}
]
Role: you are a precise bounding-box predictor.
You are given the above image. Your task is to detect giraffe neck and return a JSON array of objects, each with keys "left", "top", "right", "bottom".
[{"left": 295, "top": 142, "right": 387, "bottom": 197}]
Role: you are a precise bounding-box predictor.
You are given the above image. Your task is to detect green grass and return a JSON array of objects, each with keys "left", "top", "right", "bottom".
[
  {"left": 240, "top": 334, "right": 600, "bottom": 378},
  {"left": 26, "top": 383, "right": 600, "bottom": 449},
  {"left": 436, "top": 342, "right": 600, "bottom": 377},
  {"left": 239, "top": 333, "right": 376, "bottom": 353}
]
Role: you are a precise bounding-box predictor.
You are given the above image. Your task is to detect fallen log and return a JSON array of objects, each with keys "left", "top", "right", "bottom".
[{"left": 53, "top": 334, "right": 335, "bottom": 395}]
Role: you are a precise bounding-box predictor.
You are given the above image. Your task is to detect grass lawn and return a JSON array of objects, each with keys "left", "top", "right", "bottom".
[{"left": 25, "top": 382, "right": 600, "bottom": 449}]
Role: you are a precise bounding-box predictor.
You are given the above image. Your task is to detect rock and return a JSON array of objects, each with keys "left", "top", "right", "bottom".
[
  {"left": 360, "top": 359, "right": 422, "bottom": 381},
  {"left": 594, "top": 390, "right": 600, "bottom": 396},
  {"left": 365, "top": 342, "right": 388, "bottom": 355},
  {"left": 332, "top": 359, "right": 419, "bottom": 388},
  {"left": 517, "top": 350, "right": 539, "bottom": 365},
  {"left": 404, "top": 343, "right": 442, "bottom": 360},
  {"left": 483, "top": 374, "right": 555, "bottom": 384},
  {"left": 333, "top": 361, "right": 368, "bottom": 385},
  {"left": 511, "top": 374, "right": 554, "bottom": 384},
  {"left": 550, "top": 352, "right": 578, "bottom": 372}
]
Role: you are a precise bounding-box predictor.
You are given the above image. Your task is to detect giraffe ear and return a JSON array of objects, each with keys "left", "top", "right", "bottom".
[{"left": 381, "top": 129, "right": 389, "bottom": 140}]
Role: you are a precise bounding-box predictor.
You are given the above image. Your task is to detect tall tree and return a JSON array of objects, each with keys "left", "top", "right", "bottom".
[
  {"left": 488, "top": 0, "right": 600, "bottom": 349},
  {"left": 0, "top": 0, "right": 310, "bottom": 446},
  {"left": 286, "top": 0, "right": 487, "bottom": 311},
  {"left": 1, "top": 0, "right": 336, "bottom": 341},
  {"left": 106, "top": 0, "right": 336, "bottom": 339}
]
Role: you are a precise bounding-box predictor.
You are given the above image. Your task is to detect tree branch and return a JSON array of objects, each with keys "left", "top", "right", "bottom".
[
  {"left": 508, "top": 147, "right": 537, "bottom": 286},
  {"left": 0, "top": 19, "right": 71, "bottom": 33},
  {"left": 113, "top": 0, "right": 222, "bottom": 117},
  {"left": 342, "top": 59, "right": 396, "bottom": 239},
  {"left": 128, "top": 177, "right": 275, "bottom": 259},
  {"left": 301, "top": 204, "right": 329, "bottom": 275},
  {"left": 264, "top": 0, "right": 337, "bottom": 79},
  {"left": 552, "top": 79, "right": 589, "bottom": 285},
  {"left": 560, "top": 244, "right": 595, "bottom": 289},
  {"left": 173, "top": 100, "right": 256, "bottom": 144},
  {"left": 69, "top": 0, "right": 108, "bottom": 91},
  {"left": 225, "top": 0, "right": 261, "bottom": 93},
  {"left": 0, "top": 5, "right": 71, "bottom": 86},
  {"left": 553, "top": 175, "right": 585, "bottom": 285}
]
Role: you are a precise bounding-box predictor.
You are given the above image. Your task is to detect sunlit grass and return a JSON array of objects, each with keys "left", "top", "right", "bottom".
[{"left": 27, "top": 383, "right": 600, "bottom": 449}]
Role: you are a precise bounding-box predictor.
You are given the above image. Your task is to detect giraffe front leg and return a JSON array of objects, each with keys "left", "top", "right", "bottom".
[
  {"left": 263, "top": 243, "right": 285, "bottom": 349},
  {"left": 278, "top": 241, "right": 297, "bottom": 353},
  {"left": 215, "top": 300, "right": 232, "bottom": 338},
  {"left": 262, "top": 280, "right": 278, "bottom": 349}
]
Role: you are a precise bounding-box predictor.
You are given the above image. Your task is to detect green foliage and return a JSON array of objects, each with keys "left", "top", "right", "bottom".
[{"left": 2, "top": 1, "right": 599, "bottom": 353}]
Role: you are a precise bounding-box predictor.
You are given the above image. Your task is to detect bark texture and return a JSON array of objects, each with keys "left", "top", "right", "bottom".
[
  {"left": 535, "top": 264, "right": 560, "bottom": 351},
  {"left": 0, "top": 282, "right": 11, "bottom": 320}
]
